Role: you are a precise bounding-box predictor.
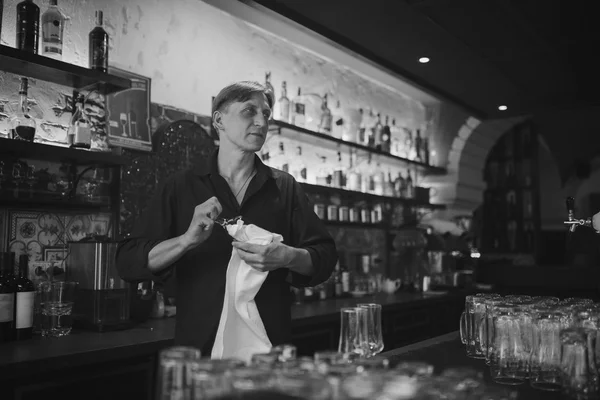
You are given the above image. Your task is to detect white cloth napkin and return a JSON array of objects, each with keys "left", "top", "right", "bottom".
[{"left": 210, "top": 220, "right": 283, "bottom": 363}]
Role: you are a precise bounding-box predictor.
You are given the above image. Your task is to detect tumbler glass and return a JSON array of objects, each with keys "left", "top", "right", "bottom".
[
  {"left": 461, "top": 294, "right": 489, "bottom": 359},
  {"left": 155, "top": 346, "right": 202, "bottom": 400},
  {"left": 338, "top": 307, "right": 368, "bottom": 358},
  {"left": 191, "top": 358, "right": 243, "bottom": 399},
  {"left": 357, "top": 303, "right": 384, "bottom": 356},
  {"left": 39, "top": 281, "right": 78, "bottom": 337}
]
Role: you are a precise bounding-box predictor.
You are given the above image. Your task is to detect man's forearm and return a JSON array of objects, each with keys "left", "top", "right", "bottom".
[
  {"left": 286, "top": 247, "right": 315, "bottom": 277},
  {"left": 147, "top": 234, "right": 193, "bottom": 273}
]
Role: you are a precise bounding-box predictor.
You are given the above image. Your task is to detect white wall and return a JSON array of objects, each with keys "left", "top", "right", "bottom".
[{"left": 1, "top": 0, "right": 430, "bottom": 134}]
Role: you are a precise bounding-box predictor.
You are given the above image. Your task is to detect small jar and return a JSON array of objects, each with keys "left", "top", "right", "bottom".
[
  {"left": 314, "top": 203, "right": 326, "bottom": 220},
  {"left": 349, "top": 208, "right": 360, "bottom": 223},
  {"left": 361, "top": 208, "right": 371, "bottom": 224},
  {"left": 339, "top": 206, "right": 349, "bottom": 222},
  {"left": 327, "top": 205, "right": 338, "bottom": 221}
]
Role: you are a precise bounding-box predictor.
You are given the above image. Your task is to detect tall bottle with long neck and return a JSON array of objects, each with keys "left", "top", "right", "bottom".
[
  {"left": 275, "top": 81, "right": 290, "bottom": 123},
  {"left": 10, "top": 78, "right": 36, "bottom": 142},
  {"left": 14, "top": 254, "right": 34, "bottom": 341},
  {"left": 0, "top": 252, "right": 16, "bottom": 343},
  {"left": 264, "top": 72, "right": 275, "bottom": 120},
  {"left": 89, "top": 10, "right": 109, "bottom": 72},
  {"left": 291, "top": 88, "right": 305, "bottom": 127},
  {"left": 41, "top": 0, "right": 64, "bottom": 59},
  {"left": 318, "top": 94, "right": 332, "bottom": 134},
  {"left": 16, "top": 0, "right": 40, "bottom": 54}
]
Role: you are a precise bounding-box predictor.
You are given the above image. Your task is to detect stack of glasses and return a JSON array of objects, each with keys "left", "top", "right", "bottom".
[
  {"left": 461, "top": 293, "right": 600, "bottom": 398},
  {"left": 156, "top": 302, "right": 518, "bottom": 399}
]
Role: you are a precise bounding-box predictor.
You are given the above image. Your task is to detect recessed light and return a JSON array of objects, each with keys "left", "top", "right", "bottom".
[
  {"left": 419, "top": 57, "right": 430, "bottom": 64},
  {"left": 498, "top": 105, "right": 507, "bottom": 111}
]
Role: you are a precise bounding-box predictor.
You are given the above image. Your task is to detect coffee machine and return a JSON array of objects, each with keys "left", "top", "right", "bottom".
[{"left": 66, "top": 240, "right": 133, "bottom": 331}]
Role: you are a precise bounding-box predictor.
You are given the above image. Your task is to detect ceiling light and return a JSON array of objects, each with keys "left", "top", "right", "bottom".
[
  {"left": 418, "top": 57, "right": 430, "bottom": 64},
  {"left": 498, "top": 105, "right": 507, "bottom": 111}
]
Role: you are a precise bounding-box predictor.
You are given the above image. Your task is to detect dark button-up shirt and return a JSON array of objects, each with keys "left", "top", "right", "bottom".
[{"left": 116, "top": 149, "right": 337, "bottom": 350}]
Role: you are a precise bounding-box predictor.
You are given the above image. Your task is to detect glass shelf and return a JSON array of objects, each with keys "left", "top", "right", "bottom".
[{"left": 269, "top": 119, "right": 447, "bottom": 175}]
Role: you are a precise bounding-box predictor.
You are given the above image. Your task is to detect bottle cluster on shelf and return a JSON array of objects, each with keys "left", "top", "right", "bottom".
[
  {"left": 1, "top": 0, "right": 109, "bottom": 70},
  {"left": 0, "top": 158, "right": 112, "bottom": 206},
  {"left": 264, "top": 72, "right": 435, "bottom": 166},
  {"left": 1, "top": 1, "right": 109, "bottom": 148},
  {"left": 0, "top": 252, "right": 35, "bottom": 343},
  {"left": 262, "top": 140, "right": 417, "bottom": 200}
]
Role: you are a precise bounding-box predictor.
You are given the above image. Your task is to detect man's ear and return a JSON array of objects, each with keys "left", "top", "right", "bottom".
[{"left": 212, "top": 110, "right": 224, "bottom": 132}]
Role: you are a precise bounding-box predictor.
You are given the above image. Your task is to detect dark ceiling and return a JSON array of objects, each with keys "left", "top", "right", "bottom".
[{"left": 251, "top": 0, "right": 600, "bottom": 120}]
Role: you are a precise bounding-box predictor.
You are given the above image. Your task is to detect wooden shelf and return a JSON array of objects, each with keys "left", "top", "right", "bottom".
[
  {"left": 0, "top": 137, "right": 125, "bottom": 167},
  {"left": 269, "top": 119, "right": 447, "bottom": 175},
  {"left": 0, "top": 197, "right": 110, "bottom": 212},
  {"left": 0, "top": 45, "right": 131, "bottom": 94},
  {"left": 300, "top": 182, "right": 446, "bottom": 210},
  {"left": 320, "top": 220, "right": 385, "bottom": 229}
]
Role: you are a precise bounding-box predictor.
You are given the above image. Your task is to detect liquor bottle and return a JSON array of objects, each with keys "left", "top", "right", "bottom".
[
  {"left": 264, "top": 72, "right": 275, "bottom": 111},
  {"left": 291, "top": 88, "right": 305, "bottom": 127},
  {"left": 340, "top": 254, "right": 350, "bottom": 296},
  {"left": 67, "top": 94, "right": 91, "bottom": 148},
  {"left": 333, "top": 262, "right": 343, "bottom": 298},
  {"left": 414, "top": 129, "right": 423, "bottom": 162},
  {"left": 395, "top": 171, "right": 406, "bottom": 198},
  {"left": 372, "top": 163, "right": 384, "bottom": 195},
  {"left": 384, "top": 170, "right": 395, "bottom": 197},
  {"left": 41, "top": 0, "right": 64, "bottom": 59},
  {"left": 422, "top": 136, "right": 430, "bottom": 165},
  {"left": 331, "top": 100, "right": 344, "bottom": 139},
  {"left": 373, "top": 113, "right": 384, "bottom": 150},
  {"left": 89, "top": 10, "right": 109, "bottom": 72},
  {"left": 389, "top": 118, "right": 400, "bottom": 156},
  {"left": 357, "top": 108, "right": 366, "bottom": 144},
  {"left": 365, "top": 109, "right": 376, "bottom": 147},
  {"left": 16, "top": 0, "right": 40, "bottom": 54},
  {"left": 9, "top": 78, "right": 36, "bottom": 142},
  {"left": 292, "top": 146, "right": 307, "bottom": 183},
  {"left": 275, "top": 81, "right": 290, "bottom": 123},
  {"left": 403, "top": 128, "right": 413, "bottom": 159},
  {"left": 316, "top": 156, "right": 330, "bottom": 186},
  {"left": 0, "top": 252, "right": 16, "bottom": 343},
  {"left": 318, "top": 94, "right": 332, "bottom": 134},
  {"left": 14, "top": 254, "right": 34, "bottom": 340},
  {"left": 380, "top": 116, "right": 392, "bottom": 153},
  {"left": 331, "top": 151, "right": 344, "bottom": 188},
  {"left": 405, "top": 170, "right": 414, "bottom": 198},
  {"left": 128, "top": 100, "right": 138, "bottom": 139}
]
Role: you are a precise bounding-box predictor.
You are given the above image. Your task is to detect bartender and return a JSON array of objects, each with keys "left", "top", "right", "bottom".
[{"left": 116, "top": 81, "right": 338, "bottom": 355}]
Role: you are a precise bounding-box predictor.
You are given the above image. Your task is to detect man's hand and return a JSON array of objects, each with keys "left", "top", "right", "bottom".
[
  {"left": 593, "top": 211, "right": 600, "bottom": 231},
  {"left": 232, "top": 241, "right": 295, "bottom": 272},
  {"left": 182, "top": 197, "right": 222, "bottom": 249}
]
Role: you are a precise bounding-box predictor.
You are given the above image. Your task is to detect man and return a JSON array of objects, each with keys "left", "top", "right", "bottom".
[{"left": 116, "top": 81, "right": 337, "bottom": 355}]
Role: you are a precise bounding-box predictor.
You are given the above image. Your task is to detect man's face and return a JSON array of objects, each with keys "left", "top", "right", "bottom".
[{"left": 219, "top": 93, "right": 271, "bottom": 152}]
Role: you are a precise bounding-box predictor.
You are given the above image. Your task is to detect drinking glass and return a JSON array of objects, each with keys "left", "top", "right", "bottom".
[
  {"left": 338, "top": 307, "right": 368, "bottom": 358},
  {"left": 394, "top": 361, "right": 434, "bottom": 377},
  {"left": 155, "top": 346, "right": 202, "bottom": 400},
  {"left": 229, "top": 366, "right": 274, "bottom": 393},
  {"left": 560, "top": 327, "right": 599, "bottom": 399},
  {"left": 271, "top": 344, "right": 297, "bottom": 362},
  {"left": 191, "top": 358, "right": 243, "bottom": 399},
  {"left": 462, "top": 294, "right": 491, "bottom": 359},
  {"left": 529, "top": 306, "right": 565, "bottom": 391},
  {"left": 251, "top": 352, "right": 280, "bottom": 367},
  {"left": 357, "top": 303, "right": 384, "bottom": 356},
  {"left": 484, "top": 297, "right": 509, "bottom": 365},
  {"left": 340, "top": 371, "right": 385, "bottom": 399},
  {"left": 354, "top": 357, "right": 390, "bottom": 372},
  {"left": 39, "top": 281, "right": 78, "bottom": 337},
  {"left": 489, "top": 304, "right": 526, "bottom": 385},
  {"left": 273, "top": 370, "right": 333, "bottom": 400}
]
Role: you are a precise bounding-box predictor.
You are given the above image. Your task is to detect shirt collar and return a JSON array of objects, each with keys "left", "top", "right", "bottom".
[{"left": 193, "top": 148, "right": 273, "bottom": 180}]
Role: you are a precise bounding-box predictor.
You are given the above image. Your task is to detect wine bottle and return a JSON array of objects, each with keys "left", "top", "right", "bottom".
[
  {"left": 16, "top": 0, "right": 40, "bottom": 54},
  {"left": 89, "top": 10, "right": 109, "bottom": 72},
  {"left": 41, "top": 0, "right": 65, "bottom": 59},
  {"left": 14, "top": 254, "right": 35, "bottom": 340},
  {"left": 0, "top": 252, "right": 16, "bottom": 343},
  {"left": 9, "top": 78, "right": 36, "bottom": 142}
]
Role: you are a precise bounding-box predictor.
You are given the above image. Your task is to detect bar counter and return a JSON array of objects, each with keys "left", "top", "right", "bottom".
[
  {"left": 0, "top": 290, "right": 468, "bottom": 400},
  {"left": 381, "top": 332, "right": 564, "bottom": 400}
]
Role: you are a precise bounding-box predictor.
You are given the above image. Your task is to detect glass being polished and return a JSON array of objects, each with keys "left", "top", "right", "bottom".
[{"left": 116, "top": 81, "right": 338, "bottom": 355}]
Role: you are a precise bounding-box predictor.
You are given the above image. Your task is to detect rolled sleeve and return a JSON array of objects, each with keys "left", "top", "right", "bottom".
[
  {"left": 287, "top": 181, "right": 338, "bottom": 288},
  {"left": 116, "top": 178, "right": 177, "bottom": 284}
]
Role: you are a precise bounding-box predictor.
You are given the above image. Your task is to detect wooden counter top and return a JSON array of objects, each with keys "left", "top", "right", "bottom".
[{"left": 0, "top": 290, "right": 468, "bottom": 379}]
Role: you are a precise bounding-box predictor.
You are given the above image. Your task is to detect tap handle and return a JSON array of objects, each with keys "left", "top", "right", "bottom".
[{"left": 566, "top": 197, "right": 575, "bottom": 214}]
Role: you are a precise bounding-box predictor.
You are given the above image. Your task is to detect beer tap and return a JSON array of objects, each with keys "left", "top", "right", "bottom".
[{"left": 564, "top": 196, "right": 596, "bottom": 232}]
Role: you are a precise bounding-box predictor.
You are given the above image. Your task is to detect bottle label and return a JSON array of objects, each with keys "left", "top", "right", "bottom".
[
  {"left": 0, "top": 293, "right": 15, "bottom": 322},
  {"left": 16, "top": 292, "right": 35, "bottom": 329},
  {"left": 43, "top": 20, "right": 62, "bottom": 43},
  {"left": 294, "top": 103, "right": 305, "bottom": 116}
]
